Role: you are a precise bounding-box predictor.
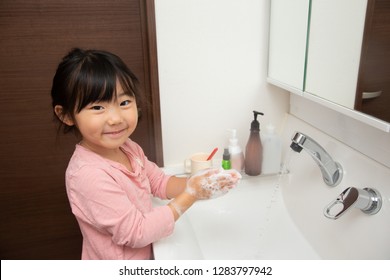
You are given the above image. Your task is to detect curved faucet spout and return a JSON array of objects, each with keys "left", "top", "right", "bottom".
[{"left": 290, "top": 132, "right": 343, "bottom": 186}]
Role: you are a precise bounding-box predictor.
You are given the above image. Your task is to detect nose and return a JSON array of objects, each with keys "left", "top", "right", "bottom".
[{"left": 107, "top": 106, "right": 123, "bottom": 125}]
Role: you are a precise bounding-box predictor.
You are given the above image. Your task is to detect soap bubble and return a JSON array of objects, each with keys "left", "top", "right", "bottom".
[{"left": 186, "top": 168, "right": 242, "bottom": 200}]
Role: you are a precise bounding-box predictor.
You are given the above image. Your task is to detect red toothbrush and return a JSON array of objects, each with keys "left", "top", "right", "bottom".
[{"left": 206, "top": 147, "right": 218, "bottom": 161}]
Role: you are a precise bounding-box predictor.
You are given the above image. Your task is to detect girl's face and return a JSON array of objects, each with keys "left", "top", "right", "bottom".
[{"left": 70, "top": 82, "right": 138, "bottom": 156}]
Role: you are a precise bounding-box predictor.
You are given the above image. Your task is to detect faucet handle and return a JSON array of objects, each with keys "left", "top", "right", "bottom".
[{"left": 324, "top": 187, "right": 382, "bottom": 219}]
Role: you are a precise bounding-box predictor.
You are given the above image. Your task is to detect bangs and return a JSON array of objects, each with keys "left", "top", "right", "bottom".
[{"left": 72, "top": 53, "right": 137, "bottom": 113}]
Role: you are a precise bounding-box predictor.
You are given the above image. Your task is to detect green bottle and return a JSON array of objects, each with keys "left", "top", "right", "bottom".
[{"left": 222, "top": 148, "right": 231, "bottom": 170}]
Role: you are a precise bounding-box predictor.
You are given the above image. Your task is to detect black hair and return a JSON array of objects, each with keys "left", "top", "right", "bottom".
[{"left": 51, "top": 48, "right": 142, "bottom": 134}]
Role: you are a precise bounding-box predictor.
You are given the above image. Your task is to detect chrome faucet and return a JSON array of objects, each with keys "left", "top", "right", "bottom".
[
  {"left": 290, "top": 132, "right": 343, "bottom": 186},
  {"left": 324, "top": 187, "right": 382, "bottom": 219}
]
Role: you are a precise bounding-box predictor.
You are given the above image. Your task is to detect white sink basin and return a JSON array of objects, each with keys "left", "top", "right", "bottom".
[
  {"left": 154, "top": 114, "right": 390, "bottom": 260},
  {"left": 153, "top": 175, "right": 320, "bottom": 260}
]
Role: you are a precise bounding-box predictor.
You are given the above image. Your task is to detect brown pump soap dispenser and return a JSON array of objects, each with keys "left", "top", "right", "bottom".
[{"left": 244, "top": 110, "right": 264, "bottom": 176}]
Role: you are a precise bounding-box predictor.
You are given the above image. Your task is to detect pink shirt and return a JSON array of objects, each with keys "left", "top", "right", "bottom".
[{"left": 65, "top": 139, "right": 175, "bottom": 259}]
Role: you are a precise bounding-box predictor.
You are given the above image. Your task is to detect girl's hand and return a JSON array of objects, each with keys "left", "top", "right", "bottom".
[{"left": 185, "top": 168, "right": 241, "bottom": 200}]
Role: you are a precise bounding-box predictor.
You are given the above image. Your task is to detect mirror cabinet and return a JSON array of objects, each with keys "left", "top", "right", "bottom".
[{"left": 268, "top": 0, "right": 390, "bottom": 126}]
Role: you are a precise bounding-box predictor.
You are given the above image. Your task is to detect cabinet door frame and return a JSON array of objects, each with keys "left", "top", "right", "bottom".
[{"left": 140, "top": 0, "right": 164, "bottom": 166}]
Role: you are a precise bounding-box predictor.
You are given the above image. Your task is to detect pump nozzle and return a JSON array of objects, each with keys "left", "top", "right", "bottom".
[
  {"left": 227, "top": 129, "right": 238, "bottom": 145},
  {"left": 228, "top": 129, "right": 237, "bottom": 139},
  {"left": 250, "top": 111, "right": 264, "bottom": 131},
  {"left": 253, "top": 111, "right": 264, "bottom": 120}
]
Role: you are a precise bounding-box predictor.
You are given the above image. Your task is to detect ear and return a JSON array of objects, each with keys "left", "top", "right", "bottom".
[{"left": 54, "top": 105, "right": 74, "bottom": 126}]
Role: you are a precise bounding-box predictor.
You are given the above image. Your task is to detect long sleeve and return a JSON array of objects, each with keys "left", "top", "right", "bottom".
[
  {"left": 65, "top": 142, "right": 175, "bottom": 259},
  {"left": 67, "top": 166, "right": 174, "bottom": 247}
]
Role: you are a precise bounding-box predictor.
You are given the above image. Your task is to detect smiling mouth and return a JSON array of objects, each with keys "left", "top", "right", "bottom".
[{"left": 104, "top": 128, "right": 127, "bottom": 136}]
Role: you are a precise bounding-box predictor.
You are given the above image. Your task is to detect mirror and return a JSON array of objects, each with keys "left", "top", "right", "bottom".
[{"left": 305, "top": 0, "right": 390, "bottom": 124}]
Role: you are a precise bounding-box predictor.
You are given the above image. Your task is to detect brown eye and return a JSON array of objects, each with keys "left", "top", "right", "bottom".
[
  {"left": 120, "top": 99, "right": 133, "bottom": 106},
  {"left": 90, "top": 105, "right": 104, "bottom": 110}
]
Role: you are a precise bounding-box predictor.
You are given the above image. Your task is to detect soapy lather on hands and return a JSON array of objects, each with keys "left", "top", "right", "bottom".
[
  {"left": 169, "top": 167, "right": 241, "bottom": 219},
  {"left": 186, "top": 168, "right": 242, "bottom": 200}
]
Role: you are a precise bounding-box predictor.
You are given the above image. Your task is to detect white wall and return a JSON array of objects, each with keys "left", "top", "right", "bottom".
[
  {"left": 155, "top": 0, "right": 289, "bottom": 166},
  {"left": 290, "top": 94, "right": 390, "bottom": 169}
]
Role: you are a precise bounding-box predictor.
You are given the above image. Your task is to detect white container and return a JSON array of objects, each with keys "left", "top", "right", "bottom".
[
  {"left": 261, "top": 124, "right": 282, "bottom": 175},
  {"left": 227, "top": 129, "right": 245, "bottom": 172}
]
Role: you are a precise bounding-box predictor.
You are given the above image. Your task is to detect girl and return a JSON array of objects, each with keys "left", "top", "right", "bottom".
[{"left": 51, "top": 48, "right": 240, "bottom": 259}]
